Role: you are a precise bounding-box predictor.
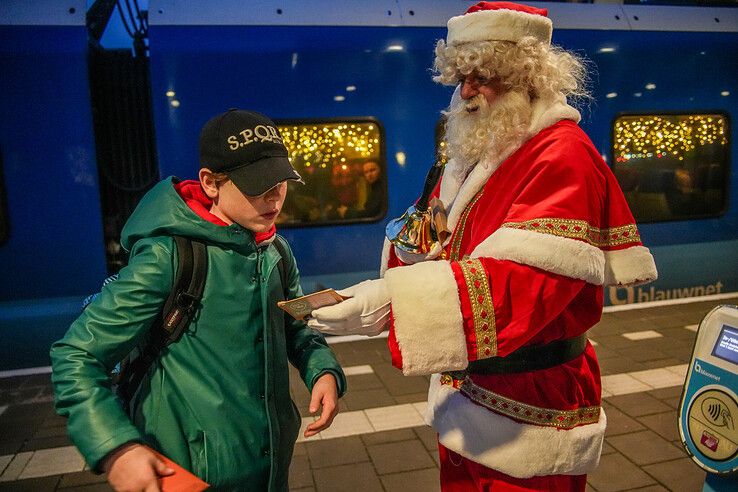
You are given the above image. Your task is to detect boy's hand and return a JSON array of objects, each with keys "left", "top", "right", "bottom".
[
  {"left": 304, "top": 373, "right": 339, "bottom": 437},
  {"left": 104, "top": 443, "right": 174, "bottom": 492}
]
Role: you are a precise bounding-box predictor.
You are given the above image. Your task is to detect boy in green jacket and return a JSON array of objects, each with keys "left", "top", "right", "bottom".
[{"left": 50, "top": 109, "right": 346, "bottom": 491}]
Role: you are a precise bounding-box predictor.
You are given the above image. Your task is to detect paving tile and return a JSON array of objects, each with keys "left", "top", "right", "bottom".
[
  {"left": 617, "top": 346, "right": 670, "bottom": 363},
  {"left": 306, "top": 436, "right": 369, "bottom": 469},
  {"left": 626, "top": 485, "right": 669, "bottom": 491},
  {"left": 587, "top": 453, "right": 656, "bottom": 491},
  {"left": 365, "top": 404, "right": 424, "bottom": 432},
  {"left": 639, "top": 358, "right": 684, "bottom": 370},
  {"left": 0, "top": 443, "right": 23, "bottom": 457},
  {"left": 642, "top": 457, "right": 706, "bottom": 492},
  {"left": 360, "top": 429, "right": 416, "bottom": 447},
  {"left": 649, "top": 386, "right": 684, "bottom": 401},
  {"left": 20, "top": 435, "right": 72, "bottom": 452},
  {"left": 600, "top": 441, "right": 616, "bottom": 455},
  {"left": 57, "top": 470, "right": 107, "bottom": 488},
  {"left": 313, "top": 462, "right": 383, "bottom": 492},
  {"left": 0, "top": 475, "right": 60, "bottom": 491},
  {"left": 0, "top": 452, "right": 32, "bottom": 482},
  {"left": 18, "top": 446, "right": 85, "bottom": 479},
  {"left": 367, "top": 440, "right": 434, "bottom": 475},
  {"left": 33, "top": 424, "right": 68, "bottom": 439},
  {"left": 293, "top": 442, "right": 307, "bottom": 457},
  {"left": 603, "top": 405, "right": 646, "bottom": 436},
  {"left": 341, "top": 388, "right": 395, "bottom": 411},
  {"left": 340, "top": 373, "right": 384, "bottom": 391},
  {"left": 288, "top": 453, "right": 313, "bottom": 490},
  {"left": 630, "top": 368, "right": 685, "bottom": 390},
  {"left": 392, "top": 392, "right": 428, "bottom": 405},
  {"left": 342, "top": 365, "right": 374, "bottom": 376},
  {"left": 0, "top": 424, "right": 34, "bottom": 442},
  {"left": 607, "top": 430, "right": 684, "bottom": 466},
  {"left": 622, "top": 330, "right": 663, "bottom": 341},
  {"left": 599, "top": 357, "right": 646, "bottom": 376},
  {"left": 0, "top": 403, "right": 52, "bottom": 424},
  {"left": 606, "top": 393, "right": 672, "bottom": 417},
  {"left": 372, "top": 365, "right": 428, "bottom": 397},
  {"left": 593, "top": 335, "right": 637, "bottom": 350},
  {"left": 413, "top": 426, "right": 438, "bottom": 452},
  {"left": 636, "top": 412, "right": 681, "bottom": 442},
  {"left": 601, "top": 373, "right": 651, "bottom": 396},
  {"left": 311, "top": 410, "right": 372, "bottom": 440},
  {"left": 380, "top": 468, "right": 440, "bottom": 492},
  {"left": 0, "top": 456, "right": 12, "bottom": 476}
]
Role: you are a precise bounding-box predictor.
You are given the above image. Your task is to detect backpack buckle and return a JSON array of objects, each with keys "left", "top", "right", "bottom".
[{"left": 175, "top": 291, "right": 198, "bottom": 310}]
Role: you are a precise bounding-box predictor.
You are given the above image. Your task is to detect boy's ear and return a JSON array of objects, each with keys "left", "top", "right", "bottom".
[{"left": 199, "top": 168, "right": 219, "bottom": 199}]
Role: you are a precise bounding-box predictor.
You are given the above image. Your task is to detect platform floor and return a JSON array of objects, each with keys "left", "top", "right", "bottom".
[{"left": 2, "top": 295, "right": 737, "bottom": 491}]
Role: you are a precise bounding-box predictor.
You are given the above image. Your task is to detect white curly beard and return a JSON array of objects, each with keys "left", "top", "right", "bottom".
[{"left": 443, "top": 88, "right": 532, "bottom": 182}]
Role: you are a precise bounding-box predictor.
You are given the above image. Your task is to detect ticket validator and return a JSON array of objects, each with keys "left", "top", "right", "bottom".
[{"left": 679, "top": 305, "right": 738, "bottom": 491}]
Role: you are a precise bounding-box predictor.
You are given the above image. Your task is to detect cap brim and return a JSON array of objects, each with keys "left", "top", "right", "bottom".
[{"left": 226, "top": 156, "right": 303, "bottom": 196}]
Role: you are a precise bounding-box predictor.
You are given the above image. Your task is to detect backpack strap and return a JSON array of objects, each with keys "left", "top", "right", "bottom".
[
  {"left": 160, "top": 236, "right": 208, "bottom": 346},
  {"left": 272, "top": 235, "right": 290, "bottom": 301},
  {"left": 117, "top": 236, "right": 208, "bottom": 405}
]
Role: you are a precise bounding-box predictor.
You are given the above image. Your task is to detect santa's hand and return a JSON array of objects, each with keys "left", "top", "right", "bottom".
[{"left": 307, "top": 279, "right": 390, "bottom": 336}]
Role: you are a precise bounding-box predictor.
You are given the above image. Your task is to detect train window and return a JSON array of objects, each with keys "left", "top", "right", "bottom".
[
  {"left": 275, "top": 120, "right": 386, "bottom": 226},
  {"left": 612, "top": 113, "right": 729, "bottom": 223}
]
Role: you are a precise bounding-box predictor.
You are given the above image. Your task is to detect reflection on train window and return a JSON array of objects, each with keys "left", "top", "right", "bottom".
[
  {"left": 276, "top": 120, "right": 386, "bottom": 226},
  {"left": 612, "top": 113, "right": 729, "bottom": 223}
]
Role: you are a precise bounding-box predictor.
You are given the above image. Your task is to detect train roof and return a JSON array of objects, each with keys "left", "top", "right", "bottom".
[{"left": 2, "top": 1, "right": 737, "bottom": 33}]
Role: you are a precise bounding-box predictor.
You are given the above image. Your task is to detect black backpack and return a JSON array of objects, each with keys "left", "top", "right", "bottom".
[{"left": 83, "top": 235, "right": 290, "bottom": 409}]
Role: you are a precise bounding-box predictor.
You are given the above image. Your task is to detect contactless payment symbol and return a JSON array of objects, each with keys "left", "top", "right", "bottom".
[{"left": 702, "top": 397, "right": 735, "bottom": 430}]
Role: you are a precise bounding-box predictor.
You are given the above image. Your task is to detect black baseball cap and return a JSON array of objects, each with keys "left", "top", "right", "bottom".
[{"left": 199, "top": 109, "right": 303, "bottom": 196}]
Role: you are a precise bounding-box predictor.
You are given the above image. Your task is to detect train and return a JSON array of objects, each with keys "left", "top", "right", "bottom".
[{"left": 1, "top": 0, "right": 737, "bottom": 370}]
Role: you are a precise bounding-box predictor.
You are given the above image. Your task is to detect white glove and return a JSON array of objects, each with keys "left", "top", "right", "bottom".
[{"left": 307, "top": 279, "right": 391, "bottom": 336}]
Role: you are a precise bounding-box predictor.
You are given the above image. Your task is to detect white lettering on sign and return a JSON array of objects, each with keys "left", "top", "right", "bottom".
[
  {"left": 608, "top": 281, "right": 724, "bottom": 306},
  {"left": 227, "top": 125, "right": 283, "bottom": 150}
]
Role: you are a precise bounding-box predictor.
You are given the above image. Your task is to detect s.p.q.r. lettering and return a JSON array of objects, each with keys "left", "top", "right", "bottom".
[{"left": 227, "top": 125, "right": 283, "bottom": 150}]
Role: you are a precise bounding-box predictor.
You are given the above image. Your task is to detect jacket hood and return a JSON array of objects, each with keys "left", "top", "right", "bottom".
[{"left": 121, "top": 176, "right": 259, "bottom": 252}]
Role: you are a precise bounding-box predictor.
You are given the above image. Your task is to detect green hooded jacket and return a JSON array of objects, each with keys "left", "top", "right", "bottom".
[{"left": 50, "top": 177, "right": 346, "bottom": 491}]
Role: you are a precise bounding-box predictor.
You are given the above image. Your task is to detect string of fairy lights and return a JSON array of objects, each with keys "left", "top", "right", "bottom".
[
  {"left": 614, "top": 115, "right": 726, "bottom": 163},
  {"left": 278, "top": 123, "right": 380, "bottom": 170}
]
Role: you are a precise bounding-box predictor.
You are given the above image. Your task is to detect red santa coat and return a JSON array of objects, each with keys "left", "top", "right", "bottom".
[{"left": 380, "top": 99, "right": 657, "bottom": 478}]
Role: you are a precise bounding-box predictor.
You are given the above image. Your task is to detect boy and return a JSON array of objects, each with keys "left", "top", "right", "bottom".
[{"left": 51, "top": 109, "right": 346, "bottom": 491}]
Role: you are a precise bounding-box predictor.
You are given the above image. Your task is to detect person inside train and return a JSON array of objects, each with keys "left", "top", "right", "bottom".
[
  {"left": 50, "top": 109, "right": 345, "bottom": 491},
  {"left": 308, "top": 2, "right": 657, "bottom": 491},
  {"left": 356, "top": 159, "right": 386, "bottom": 218}
]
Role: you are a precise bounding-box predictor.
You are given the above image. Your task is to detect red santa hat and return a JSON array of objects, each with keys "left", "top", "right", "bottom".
[{"left": 447, "top": 1, "right": 553, "bottom": 46}]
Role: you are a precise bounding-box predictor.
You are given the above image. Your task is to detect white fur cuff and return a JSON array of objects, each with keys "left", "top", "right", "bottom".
[
  {"left": 471, "top": 227, "right": 606, "bottom": 285},
  {"left": 384, "top": 261, "right": 468, "bottom": 376},
  {"left": 604, "top": 246, "right": 658, "bottom": 287}
]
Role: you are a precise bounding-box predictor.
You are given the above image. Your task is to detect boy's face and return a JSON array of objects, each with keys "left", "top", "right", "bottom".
[{"left": 207, "top": 176, "right": 287, "bottom": 232}]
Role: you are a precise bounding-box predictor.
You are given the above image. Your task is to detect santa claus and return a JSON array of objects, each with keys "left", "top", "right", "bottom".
[{"left": 309, "top": 2, "right": 658, "bottom": 490}]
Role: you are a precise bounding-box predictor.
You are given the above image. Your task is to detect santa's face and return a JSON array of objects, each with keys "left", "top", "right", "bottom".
[
  {"left": 459, "top": 73, "right": 505, "bottom": 109},
  {"left": 443, "top": 79, "right": 531, "bottom": 173}
]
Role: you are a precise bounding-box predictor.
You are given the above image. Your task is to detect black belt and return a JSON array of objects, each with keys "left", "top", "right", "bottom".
[{"left": 459, "top": 334, "right": 588, "bottom": 375}]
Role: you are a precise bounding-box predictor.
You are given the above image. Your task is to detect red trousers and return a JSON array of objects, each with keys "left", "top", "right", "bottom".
[{"left": 439, "top": 444, "right": 587, "bottom": 492}]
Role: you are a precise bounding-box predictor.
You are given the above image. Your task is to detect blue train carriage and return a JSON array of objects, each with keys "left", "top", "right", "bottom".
[
  {"left": 0, "top": 1, "right": 108, "bottom": 371},
  {"left": 0, "top": 0, "right": 736, "bottom": 371},
  {"left": 145, "top": 0, "right": 738, "bottom": 304}
]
